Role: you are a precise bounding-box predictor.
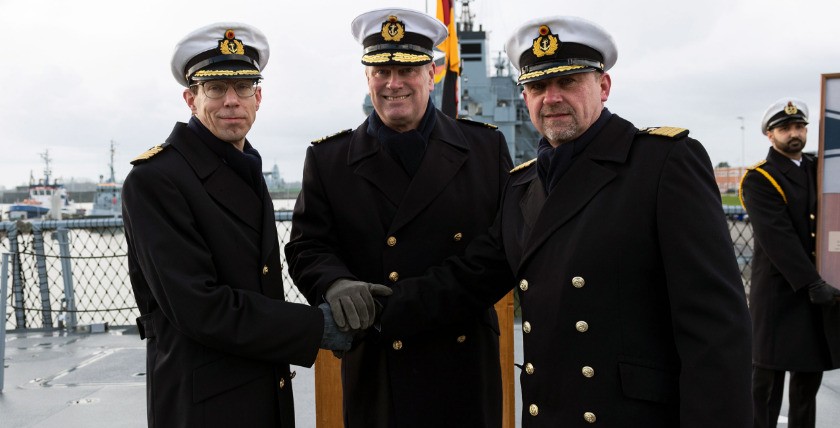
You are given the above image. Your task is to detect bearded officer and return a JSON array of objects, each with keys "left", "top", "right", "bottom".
[
  {"left": 740, "top": 98, "right": 840, "bottom": 428},
  {"left": 375, "top": 15, "right": 753, "bottom": 427}
]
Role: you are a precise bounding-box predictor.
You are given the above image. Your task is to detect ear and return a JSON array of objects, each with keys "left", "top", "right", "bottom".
[
  {"left": 427, "top": 63, "right": 436, "bottom": 91},
  {"left": 183, "top": 88, "right": 197, "bottom": 115},
  {"left": 254, "top": 86, "right": 262, "bottom": 111},
  {"left": 599, "top": 72, "right": 612, "bottom": 102}
]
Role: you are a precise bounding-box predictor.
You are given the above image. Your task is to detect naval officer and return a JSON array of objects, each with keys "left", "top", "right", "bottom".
[
  {"left": 740, "top": 98, "right": 840, "bottom": 428},
  {"left": 123, "top": 22, "right": 351, "bottom": 428},
  {"left": 375, "top": 15, "right": 753, "bottom": 427},
  {"left": 285, "top": 7, "right": 512, "bottom": 427}
]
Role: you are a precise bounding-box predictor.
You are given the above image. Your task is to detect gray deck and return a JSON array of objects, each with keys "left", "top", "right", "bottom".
[{"left": 2, "top": 324, "right": 840, "bottom": 427}]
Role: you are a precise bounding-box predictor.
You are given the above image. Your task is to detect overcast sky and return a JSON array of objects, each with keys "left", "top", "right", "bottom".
[{"left": 1, "top": 0, "right": 837, "bottom": 189}]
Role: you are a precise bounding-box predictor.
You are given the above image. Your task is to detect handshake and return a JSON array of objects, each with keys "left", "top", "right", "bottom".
[{"left": 319, "top": 279, "right": 393, "bottom": 352}]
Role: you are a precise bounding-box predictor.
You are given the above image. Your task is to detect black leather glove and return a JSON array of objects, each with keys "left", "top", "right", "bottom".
[
  {"left": 325, "top": 279, "right": 393, "bottom": 331},
  {"left": 318, "top": 303, "right": 353, "bottom": 351},
  {"left": 807, "top": 280, "right": 840, "bottom": 306}
]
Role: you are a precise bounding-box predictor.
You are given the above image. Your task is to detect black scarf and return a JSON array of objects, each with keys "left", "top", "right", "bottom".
[
  {"left": 188, "top": 116, "right": 264, "bottom": 198},
  {"left": 537, "top": 108, "right": 612, "bottom": 195},
  {"left": 367, "top": 98, "right": 437, "bottom": 177}
]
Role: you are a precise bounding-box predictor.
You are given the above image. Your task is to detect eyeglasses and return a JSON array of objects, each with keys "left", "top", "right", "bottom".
[{"left": 192, "top": 80, "right": 258, "bottom": 99}]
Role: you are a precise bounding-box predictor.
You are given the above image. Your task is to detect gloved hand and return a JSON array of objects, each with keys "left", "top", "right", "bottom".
[
  {"left": 807, "top": 280, "right": 840, "bottom": 306},
  {"left": 325, "top": 279, "right": 393, "bottom": 331},
  {"left": 319, "top": 303, "right": 353, "bottom": 351}
]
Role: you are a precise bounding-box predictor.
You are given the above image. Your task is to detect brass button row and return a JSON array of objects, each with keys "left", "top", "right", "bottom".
[{"left": 387, "top": 233, "right": 463, "bottom": 246}]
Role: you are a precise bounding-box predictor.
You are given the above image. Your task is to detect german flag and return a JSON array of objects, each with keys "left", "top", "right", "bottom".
[{"left": 435, "top": 0, "right": 460, "bottom": 118}]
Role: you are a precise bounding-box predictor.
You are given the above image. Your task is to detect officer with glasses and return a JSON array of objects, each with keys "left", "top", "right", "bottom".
[{"left": 122, "top": 22, "right": 353, "bottom": 428}]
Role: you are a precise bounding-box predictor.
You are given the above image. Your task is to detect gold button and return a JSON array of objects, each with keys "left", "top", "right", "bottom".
[
  {"left": 389, "top": 271, "right": 399, "bottom": 282},
  {"left": 525, "top": 363, "right": 534, "bottom": 375},
  {"left": 519, "top": 279, "right": 529, "bottom": 291},
  {"left": 584, "top": 412, "right": 596, "bottom": 423},
  {"left": 811, "top": 232, "right": 816, "bottom": 238},
  {"left": 572, "top": 276, "right": 585, "bottom": 288},
  {"left": 262, "top": 265, "right": 269, "bottom": 275},
  {"left": 279, "top": 378, "right": 286, "bottom": 389},
  {"left": 576, "top": 321, "right": 589, "bottom": 332},
  {"left": 810, "top": 213, "right": 815, "bottom": 220},
  {"left": 529, "top": 404, "right": 539, "bottom": 416},
  {"left": 456, "top": 335, "right": 466, "bottom": 343},
  {"left": 523, "top": 321, "right": 531, "bottom": 334},
  {"left": 392, "top": 340, "right": 403, "bottom": 350},
  {"left": 453, "top": 232, "right": 463, "bottom": 241},
  {"left": 582, "top": 366, "right": 595, "bottom": 378},
  {"left": 387, "top": 236, "right": 397, "bottom": 246}
]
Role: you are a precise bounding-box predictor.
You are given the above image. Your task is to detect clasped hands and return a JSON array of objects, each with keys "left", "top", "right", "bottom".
[{"left": 319, "top": 278, "right": 393, "bottom": 352}]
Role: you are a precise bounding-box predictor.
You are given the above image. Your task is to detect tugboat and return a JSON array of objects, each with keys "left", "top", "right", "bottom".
[
  {"left": 7, "top": 150, "right": 79, "bottom": 220},
  {"left": 87, "top": 140, "right": 123, "bottom": 218}
]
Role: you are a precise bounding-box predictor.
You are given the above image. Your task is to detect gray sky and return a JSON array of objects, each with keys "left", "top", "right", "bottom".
[{"left": 1, "top": 0, "right": 838, "bottom": 189}]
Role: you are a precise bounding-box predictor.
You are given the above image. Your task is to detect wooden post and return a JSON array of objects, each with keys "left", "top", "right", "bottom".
[
  {"left": 314, "top": 349, "right": 344, "bottom": 427},
  {"left": 494, "top": 290, "right": 517, "bottom": 428},
  {"left": 314, "top": 291, "right": 518, "bottom": 427}
]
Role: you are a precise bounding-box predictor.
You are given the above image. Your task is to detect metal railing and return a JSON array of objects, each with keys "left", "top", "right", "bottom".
[{"left": 2, "top": 208, "right": 754, "bottom": 332}]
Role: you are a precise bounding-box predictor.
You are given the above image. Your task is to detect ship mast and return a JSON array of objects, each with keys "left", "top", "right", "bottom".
[
  {"left": 40, "top": 150, "right": 52, "bottom": 186},
  {"left": 108, "top": 140, "right": 117, "bottom": 183}
]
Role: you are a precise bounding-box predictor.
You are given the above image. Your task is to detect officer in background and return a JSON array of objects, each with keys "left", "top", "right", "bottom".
[
  {"left": 740, "top": 98, "right": 840, "bottom": 428},
  {"left": 375, "top": 16, "right": 753, "bottom": 427},
  {"left": 123, "top": 22, "right": 351, "bottom": 427},
  {"left": 285, "top": 7, "right": 512, "bottom": 427}
]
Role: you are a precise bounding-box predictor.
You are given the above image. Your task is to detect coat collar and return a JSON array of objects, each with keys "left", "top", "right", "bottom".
[
  {"left": 347, "top": 109, "right": 472, "bottom": 233},
  {"left": 167, "top": 122, "right": 264, "bottom": 234},
  {"left": 766, "top": 147, "right": 807, "bottom": 189},
  {"left": 517, "top": 114, "right": 637, "bottom": 267}
]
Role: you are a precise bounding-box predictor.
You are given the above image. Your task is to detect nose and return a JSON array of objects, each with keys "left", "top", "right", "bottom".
[
  {"left": 543, "top": 84, "right": 563, "bottom": 104},
  {"left": 386, "top": 73, "right": 404, "bottom": 89},
  {"left": 222, "top": 86, "right": 241, "bottom": 105}
]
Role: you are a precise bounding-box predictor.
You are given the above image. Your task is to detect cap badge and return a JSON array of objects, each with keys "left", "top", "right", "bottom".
[
  {"left": 784, "top": 101, "right": 798, "bottom": 115},
  {"left": 218, "top": 29, "right": 245, "bottom": 55},
  {"left": 532, "top": 25, "right": 559, "bottom": 58},
  {"left": 381, "top": 15, "right": 405, "bottom": 42}
]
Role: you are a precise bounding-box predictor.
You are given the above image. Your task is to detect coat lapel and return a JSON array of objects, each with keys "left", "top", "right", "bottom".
[
  {"left": 519, "top": 114, "right": 636, "bottom": 268},
  {"left": 387, "top": 111, "right": 469, "bottom": 234},
  {"left": 168, "top": 124, "right": 263, "bottom": 233},
  {"left": 349, "top": 123, "right": 411, "bottom": 207}
]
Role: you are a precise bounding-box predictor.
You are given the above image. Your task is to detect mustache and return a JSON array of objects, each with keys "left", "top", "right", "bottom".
[
  {"left": 541, "top": 106, "right": 574, "bottom": 116},
  {"left": 787, "top": 138, "right": 805, "bottom": 145}
]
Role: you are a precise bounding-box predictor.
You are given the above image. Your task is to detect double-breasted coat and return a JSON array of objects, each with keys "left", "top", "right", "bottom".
[
  {"left": 123, "top": 123, "right": 324, "bottom": 428},
  {"left": 380, "top": 113, "right": 754, "bottom": 427},
  {"left": 285, "top": 109, "right": 512, "bottom": 427},
  {"left": 740, "top": 147, "right": 840, "bottom": 371}
]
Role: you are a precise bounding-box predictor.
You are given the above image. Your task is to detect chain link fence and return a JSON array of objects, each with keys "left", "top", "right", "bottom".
[{"left": 3, "top": 209, "right": 754, "bottom": 331}]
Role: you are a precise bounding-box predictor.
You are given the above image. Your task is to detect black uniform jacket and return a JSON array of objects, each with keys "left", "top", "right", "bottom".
[
  {"left": 379, "top": 114, "right": 753, "bottom": 427},
  {"left": 740, "top": 147, "right": 840, "bottom": 371},
  {"left": 123, "top": 122, "right": 323, "bottom": 428},
  {"left": 285, "top": 109, "right": 512, "bottom": 427}
]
